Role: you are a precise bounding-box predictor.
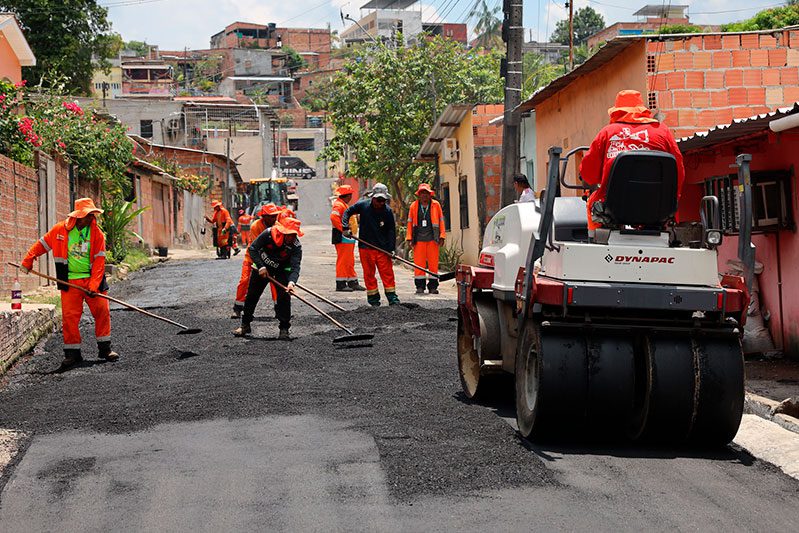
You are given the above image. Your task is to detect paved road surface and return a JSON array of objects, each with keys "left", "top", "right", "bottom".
[{"left": 2, "top": 225, "right": 799, "bottom": 531}]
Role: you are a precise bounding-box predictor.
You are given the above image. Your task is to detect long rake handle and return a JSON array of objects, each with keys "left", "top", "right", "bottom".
[
  {"left": 350, "top": 235, "right": 440, "bottom": 277},
  {"left": 294, "top": 283, "right": 346, "bottom": 312},
  {"left": 261, "top": 270, "right": 354, "bottom": 335},
  {"left": 8, "top": 262, "right": 192, "bottom": 331}
]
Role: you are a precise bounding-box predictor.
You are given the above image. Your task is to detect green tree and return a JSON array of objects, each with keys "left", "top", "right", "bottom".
[
  {"left": 468, "top": 0, "right": 503, "bottom": 49},
  {"left": 522, "top": 52, "right": 561, "bottom": 98},
  {"left": 282, "top": 46, "right": 308, "bottom": 73},
  {"left": 0, "top": 1, "right": 120, "bottom": 94},
  {"left": 320, "top": 37, "right": 503, "bottom": 216},
  {"left": 551, "top": 6, "right": 605, "bottom": 46},
  {"left": 722, "top": 4, "right": 799, "bottom": 32},
  {"left": 125, "top": 40, "right": 151, "bottom": 58},
  {"left": 657, "top": 24, "right": 704, "bottom": 34}
]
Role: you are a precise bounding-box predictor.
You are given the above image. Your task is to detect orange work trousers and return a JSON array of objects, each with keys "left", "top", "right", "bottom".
[
  {"left": 61, "top": 277, "right": 111, "bottom": 350},
  {"left": 360, "top": 248, "right": 395, "bottom": 295},
  {"left": 240, "top": 230, "right": 251, "bottom": 246},
  {"left": 413, "top": 241, "right": 439, "bottom": 280},
  {"left": 335, "top": 242, "right": 357, "bottom": 282},
  {"left": 235, "top": 258, "right": 276, "bottom": 310}
]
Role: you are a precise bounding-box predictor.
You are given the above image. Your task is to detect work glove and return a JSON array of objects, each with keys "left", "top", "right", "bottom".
[
  {"left": 287, "top": 281, "right": 296, "bottom": 294},
  {"left": 342, "top": 229, "right": 353, "bottom": 239},
  {"left": 259, "top": 267, "right": 268, "bottom": 279}
]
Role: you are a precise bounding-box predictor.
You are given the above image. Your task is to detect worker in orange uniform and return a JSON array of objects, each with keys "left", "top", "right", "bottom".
[
  {"left": 232, "top": 203, "right": 281, "bottom": 318},
  {"left": 579, "top": 89, "right": 685, "bottom": 232},
  {"left": 19, "top": 198, "right": 118, "bottom": 368},
  {"left": 342, "top": 183, "right": 399, "bottom": 307},
  {"left": 330, "top": 184, "right": 365, "bottom": 292},
  {"left": 237, "top": 209, "right": 254, "bottom": 246},
  {"left": 406, "top": 183, "right": 446, "bottom": 294},
  {"left": 205, "top": 201, "right": 239, "bottom": 258}
]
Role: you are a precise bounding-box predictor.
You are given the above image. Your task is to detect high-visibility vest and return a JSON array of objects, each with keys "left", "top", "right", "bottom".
[{"left": 406, "top": 199, "right": 445, "bottom": 245}]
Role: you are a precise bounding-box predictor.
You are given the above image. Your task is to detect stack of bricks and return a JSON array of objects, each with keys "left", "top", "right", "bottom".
[
  {"left": 648, "top": 30, "right": 799, "bottom": 139},
  {"left": 0, "top": 303, "right": 56, "bottom": 376},
  {"left": 472, "top": 104, "right": 504, "bottom": 221}
]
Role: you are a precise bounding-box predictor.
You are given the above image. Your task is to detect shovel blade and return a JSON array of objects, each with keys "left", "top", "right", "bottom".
[
  {"left": 177, "top": 328, "right": 203, "bottom": 335},
  {"left": 437, "top": 271, "right": 456, "bottom": 282},
  {"left": 333, "top": 333, "right": 374, "bottom": 344}
]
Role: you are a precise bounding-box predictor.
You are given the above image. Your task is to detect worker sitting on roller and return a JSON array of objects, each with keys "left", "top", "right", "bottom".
[
  {"left": 234, "top": 217, "right": 303, "bottom": 340},
  {"left": 231, "top": 203, "right": 281, "bottom": 319},
  {"left": 331, "top": 184, "right": 365, "bottom": 292},
  {"left": 19, "top": 197, "right": 118, "bottom": 368},
  {"left": 343, "top": 183, "right": 399, "bottom": 307},
  {"left": 579, "top": 89, "right": 685, "bottom": 231},
  {"left": 406, "top": 183, "right": 445, "bottom": 294}
]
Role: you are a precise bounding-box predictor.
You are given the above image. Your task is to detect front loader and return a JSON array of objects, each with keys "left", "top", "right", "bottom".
[{"left": 457, "top": 146, "right": 753, "bottom": 445}]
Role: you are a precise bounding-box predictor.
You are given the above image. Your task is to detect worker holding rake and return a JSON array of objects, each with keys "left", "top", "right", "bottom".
[
  {"left": 234, "top": 217, "right": 303, "bottom": 340},
  {"left": 231, "top": 203, "right": 281, "bottom": 319},
  {"left": 19, "top": 197, "right": 118, "bottom": 368}
]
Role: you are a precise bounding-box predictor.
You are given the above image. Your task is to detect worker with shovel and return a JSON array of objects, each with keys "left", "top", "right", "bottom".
[
  {"left": 342, "top": 183, "right": 399, "bottom": 307},
  {"left": 205, "top": 201, "right": 239, "bottom": 258},
  {"left": 234, "top": 217, "right": 303, "bottom": 339},
  {"left": 330, "top": 184, "right": 366, "bottom": 292},
  {"left": 232, "top": 203, "right": 281, "bottom": 319},
  {"left": 406, "top": 183, "right": 446, "bottom": 294},
  {"left": 18, "top": 197, "right": 118, "bottom": 368}
]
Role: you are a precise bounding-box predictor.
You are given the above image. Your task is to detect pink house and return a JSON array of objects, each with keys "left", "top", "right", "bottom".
[{"left": 0, "top": 13, "right": 35, "bottom": 84}]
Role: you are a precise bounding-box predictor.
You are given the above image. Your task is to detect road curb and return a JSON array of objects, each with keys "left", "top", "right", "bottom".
[{"left": 745, "top": 392, "right": 799, "bottom": 435}]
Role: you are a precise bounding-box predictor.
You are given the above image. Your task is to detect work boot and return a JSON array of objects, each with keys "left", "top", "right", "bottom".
[
  {"left": 97, "top": 341, "right": 119, "bottom": 362},
  {"left": 367, "top": 293, "right": 381, "bottom": 307},
  {"left": 233, "top": 323, "right": 252, "bottom": 337},
  {"left": 336, "top": 281, "right": 354, "bottom": 292},
  {"left": 415, "top": 279, "right": 426, "bottom": 294},
  {"left": 427, "top": 280, "right": 440, "bottom": 295},
  {"left": 61, "top": 349, "right": 83, "bottom": 368},
  {"left": 278, "top": 328, "right": 290, "bottom": 340},
  {"left": 386, "top": 291, "right": 401, "bottom": 306},
  {"left": 233, "top": 247, "right": 241, "bottom": 256},
  {"left": 348, "top": 280, "right": 366, "bottom": 291},
  {"left": 231, "top": 306, "right": 242, "bottom": 319}
]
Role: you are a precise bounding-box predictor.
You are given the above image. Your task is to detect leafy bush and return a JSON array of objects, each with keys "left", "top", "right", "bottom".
[
  {"left": 722, "top": 5, "right": 799, "bottom": 32},
  {"left": 100, "top": 197, "right": 149, "bottom": 263},
  {"left": 439, "top": 240, "right": 465, "bottom": 272},
  {"left": 658, "top": 24, "right": 704, "bottom": 34}
]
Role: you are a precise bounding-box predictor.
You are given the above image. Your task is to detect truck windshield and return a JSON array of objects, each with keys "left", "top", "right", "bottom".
[{"left": 250, "top": 181, "right": 288, "bottom": 212}]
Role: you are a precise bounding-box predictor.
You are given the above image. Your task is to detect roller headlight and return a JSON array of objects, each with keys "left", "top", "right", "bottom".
[{"left": 706, "top": 230, "right": 722, "bottom": 246}]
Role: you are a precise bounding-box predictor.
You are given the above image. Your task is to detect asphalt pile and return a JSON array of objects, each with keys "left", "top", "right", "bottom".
[{"left": 0, "top": 260, "right": 552, "bottom": 501}]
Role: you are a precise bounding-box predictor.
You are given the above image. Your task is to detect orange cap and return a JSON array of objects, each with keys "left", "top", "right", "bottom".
[
  {"left": 607, "top": 90, "right": 650, "bottom": 116},
  {"left": 415, "top": 183, "right": 434, "bottom": 196},
  {"left": 211, "top": 200, "right": 221, "bottom": 209},
  {"left": 336, "top": 184, "right": 355, "bottom": 197},
  {"left": 259, "top": 203, "right": 281, "bottom": 216},
  {"left": 278, "top": 208, "right": 296, "bottom": 221},
  {"left": 68, "top": 197, "right": 103, "bottom": 219},
  {"left": 275, "top": 217, "right": 304, "bottom": 237}
]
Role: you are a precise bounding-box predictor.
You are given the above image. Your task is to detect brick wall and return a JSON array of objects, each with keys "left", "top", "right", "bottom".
[
  {"left": 0, "top": 155, "right": 39, "bottom": 292},
  {"left": 472, "top": 104, "right": 504, "bottom": 222},
  {"left": 0, "top": 305, "right": 56, "bottom": 375},
  {"left": 649, "top": 30, "right": 799, "bottom": 138}
]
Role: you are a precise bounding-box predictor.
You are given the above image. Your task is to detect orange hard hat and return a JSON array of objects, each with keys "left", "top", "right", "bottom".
[
  {"left": 335, "top": 184, "right": 355, "bottom": 197},
  {"left": 279, "top": 208, "right": 296, "bottom": 220},
  {"left": 211, "top": 200, "right": 222, "bottom": 209},
  {"left": 259, "top": 203, "right": 281, "bottom": 216},
  {"left": 415, "top": 183, "right": 434, "bottom": 196},
  {"left": 275, "top": 217, "right": 304, "bottom": 237},
  {"left": 68, "top": 197, "right": 103, "bottom": 219}
]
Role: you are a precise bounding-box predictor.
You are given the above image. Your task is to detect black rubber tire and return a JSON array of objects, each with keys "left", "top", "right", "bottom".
[
  {"left": 638, "top": 334, "right": 696, "bottom": 443},
  {"left": 457, "top": 311, "right": 507, "bottom": 401},
  {"left": 516, "top": 323, "right": 588, "bottom": 439},
  {"left": 585, "top": 333, "right": 637, "bottom": 438},
  {"left": 690, "top": 336, "right": 745, "bottom": 446}
]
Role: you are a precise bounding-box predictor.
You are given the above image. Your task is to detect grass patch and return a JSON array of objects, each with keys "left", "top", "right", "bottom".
[{"left": 120, "top": 247, "right": 153, "bottom": 273}]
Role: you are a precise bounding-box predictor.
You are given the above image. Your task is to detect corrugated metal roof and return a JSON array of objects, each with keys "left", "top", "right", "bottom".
[
  {"left": 361, "top": 0, "right": 417, "bottom": 9},
  {"left": 414, "top": 104, "right": 472, "bottom": 162},
  {"left": 516, "top": 38, "right": 642, "bottom": 114},
  {"left": 677, "top": 103, "right": 799, "bottom": 152}
]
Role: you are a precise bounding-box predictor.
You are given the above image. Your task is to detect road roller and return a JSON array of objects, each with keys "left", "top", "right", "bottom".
[{"left": 456, "top": 147, "right": 754, "bottom": 445}]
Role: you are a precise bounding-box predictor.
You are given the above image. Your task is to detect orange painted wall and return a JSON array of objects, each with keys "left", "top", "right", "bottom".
[
  {"left": 533, "top": 40, "right": 648, "bottom": 192},
  {"left": 0, "top": 34, "right": 22, "bottom": 83}
]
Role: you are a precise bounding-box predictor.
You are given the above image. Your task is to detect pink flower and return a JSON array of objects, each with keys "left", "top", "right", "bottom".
[
  {"left": 62, "top": 101, "right": 84, "bottom": 116},
  {"left": 57, "top": 140, "right": 66, "bottom": 150},
  {"left": 14, "top": 80, "right": 26, "bottom": 88}
]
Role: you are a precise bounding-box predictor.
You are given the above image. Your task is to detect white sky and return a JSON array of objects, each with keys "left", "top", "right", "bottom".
[{"left": 104, "top": 0, "right": 789, "bottom": 50}]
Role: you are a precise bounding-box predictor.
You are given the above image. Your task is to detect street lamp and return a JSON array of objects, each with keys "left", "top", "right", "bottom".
[{"left": 340, "top": 9, "right": 379, "bottom": 45}]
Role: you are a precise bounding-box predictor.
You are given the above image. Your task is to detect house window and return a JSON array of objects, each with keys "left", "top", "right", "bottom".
[
  {"left": 705, "top": 170, "right": 794, "bottom": 233},
  {"left": 288, "top": 138, "right": 315, "bottom": 151},
  {"left": 441, "top": 182, "right": 452, "bottom": 231},
  {"left": 458, "top": 176, "right": 469, "bottom": 229},
  {"left": 140, "top": 119, "right": 153, "bottom": 139}
]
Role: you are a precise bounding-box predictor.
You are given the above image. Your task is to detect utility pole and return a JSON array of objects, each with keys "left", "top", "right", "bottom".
[
  {"left": 568, "top": 1, "right": 574, "bottom": 70},
  {"left": 500, "top": 0, "right": 523, "bottom": 207}
]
